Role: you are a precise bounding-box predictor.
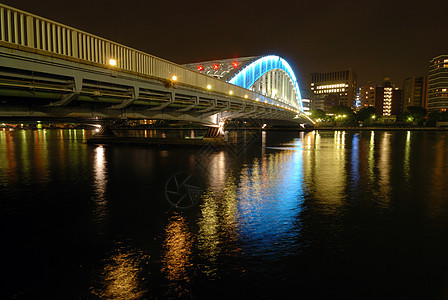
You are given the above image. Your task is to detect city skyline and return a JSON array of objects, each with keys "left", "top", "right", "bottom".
[{"left": 1, "top": 0, "right": 447, "bottom": 90}]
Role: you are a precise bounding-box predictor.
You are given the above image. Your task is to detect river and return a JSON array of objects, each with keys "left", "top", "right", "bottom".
[{"left": 1, "top": 129, "right": 448, "bottom": 299}]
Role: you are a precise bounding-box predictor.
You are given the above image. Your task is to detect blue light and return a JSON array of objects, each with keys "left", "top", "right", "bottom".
[{"left": 228, "top": 55, "right": 303, "bottom": 111}]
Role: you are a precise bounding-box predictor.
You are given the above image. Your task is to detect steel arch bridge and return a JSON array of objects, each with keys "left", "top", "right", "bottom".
[
  {"left": 0, "top": 3, "right": 311, "bottom": 126},
  {"left": 184, "top": 56, "right": 303, "bottom": 112}
]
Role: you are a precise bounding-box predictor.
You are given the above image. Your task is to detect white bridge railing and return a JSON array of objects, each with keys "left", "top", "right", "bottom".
[{"left": 0, "top": 4, "right": 299, "bottom": 113}]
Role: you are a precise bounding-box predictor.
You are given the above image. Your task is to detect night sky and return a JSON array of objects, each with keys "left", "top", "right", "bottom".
[{"left": 2, "top": 0, "right": 448, "bottom": 91}]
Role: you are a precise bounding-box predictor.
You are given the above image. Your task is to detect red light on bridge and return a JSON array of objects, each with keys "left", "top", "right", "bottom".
[
  {"left": 213, "top": 64, "right": 219, "bottom": 70},
  {"left": 197, "top": 65, "right": 204, "bottom": 71},
  {"left": 232, "top": 61, "right": 238, "bottom": 68}
]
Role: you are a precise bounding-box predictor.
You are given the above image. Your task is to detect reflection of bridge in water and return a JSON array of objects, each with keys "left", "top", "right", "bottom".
[{"left": 0, "top": 4, "right": 312, "bottom": 127}]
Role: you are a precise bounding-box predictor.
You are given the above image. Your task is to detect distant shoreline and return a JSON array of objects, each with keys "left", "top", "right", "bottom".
[
  {"left": 2, "top": 126, "right": 448, "bottom": 132},
  {"left": 312, "top": 127, "right": 448, "bottom": 131}
]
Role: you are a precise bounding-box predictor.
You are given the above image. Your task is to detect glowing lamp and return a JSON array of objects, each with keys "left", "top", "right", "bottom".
[
  {"left": 232, "top": 61, "right": 238, "bottom": 68},
  {"left": 229, "top": 91, "right": 233, "bottom": 95},
  {"left": 172, "top": 75, "right": 178, "bottom": 81},
  {"left": 213, "top": 64, "right": 219, "bottom": 70},
  {"left": 207, "top": 84, "right": 212, "bottom": 90},
  {"left": 197, "top": 65, "right": 204, "bottom": 71},
  {"left": 108, "top": 58, "right": 117, "bottom": 66}
]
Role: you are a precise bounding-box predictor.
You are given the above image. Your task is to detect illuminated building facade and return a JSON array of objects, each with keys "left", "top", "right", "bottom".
[
  {"left": 403, "top": 76, "right": 428, "bottom": 110},
  {"left": 428, "top": 55, "right": 448, "bottom": 111},
  {"left": 310, "top": 69, "right": 357, "bottom": 111},
  {"left": 374, "top": 78, "right": 402, "bottom": 116},
  {"left": 358, "top": 84, "right": 379, "bottom": 108}
]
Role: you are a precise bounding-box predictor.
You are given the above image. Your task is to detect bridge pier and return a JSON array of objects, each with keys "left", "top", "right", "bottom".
[{"left": 94, "top": 121, "right": 117, "bottom": 137}]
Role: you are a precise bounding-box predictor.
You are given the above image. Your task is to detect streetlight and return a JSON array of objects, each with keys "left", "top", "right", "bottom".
[{"left": 108, "top": 58, "right": 117, "bottom": 66}]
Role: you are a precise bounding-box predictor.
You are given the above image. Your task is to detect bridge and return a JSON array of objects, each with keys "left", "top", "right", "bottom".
[{"left": 0, "top": 4, "right": 310, "bottom": 127}]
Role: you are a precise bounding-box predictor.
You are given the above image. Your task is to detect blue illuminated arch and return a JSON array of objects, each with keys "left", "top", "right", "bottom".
[{"left": 228, "top": 55, "right": 303, "bottom": 111}]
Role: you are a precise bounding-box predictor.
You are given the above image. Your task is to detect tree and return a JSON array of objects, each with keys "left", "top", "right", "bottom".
[
  {"left": 399, "top": 106, "right": 428, "bottom": 122},
  {"left": 406, "top": 106, "right": 427, "bottom": 120},
  {"left": 329, "top": 105, "right": 354, "bottom": 116},
  {"left": 310, "top": 109, "right": 326, "bottom": 120},
  {"left": 356, "top": 106, "right": 377, "bottom": 122},
  {"left": 329, "top": 105, "right": 356, "bottom": 122},
  {"left": 428, "top": 111, "right": 448, "bottom": 122}
]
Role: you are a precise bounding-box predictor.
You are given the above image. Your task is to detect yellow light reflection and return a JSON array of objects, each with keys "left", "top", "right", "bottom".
[
  {"left": 94, "top": 248, "right": 148, "bottom": 300},
  {"left": 378, "top": 132, "right": 391, "bottom": 206},
  {"left": 404, "top": 131, "right": 411, "bottom": 184},
  {"left": 368, "top": 131, "right": 375, "bottom": 181},
  {"left": 197, "top": 174, "right": 240, "bottom": 277},
  {"left": 162, "top": 213, "right": 193, "bottom": 297},
  {"left": 303, "top": 131, "right": 346, "bottom": 206}
]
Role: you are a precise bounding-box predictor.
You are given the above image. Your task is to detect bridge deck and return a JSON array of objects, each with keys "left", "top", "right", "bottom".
[{"left": 0, "top": 3, "right": 303, "bottom": 124}]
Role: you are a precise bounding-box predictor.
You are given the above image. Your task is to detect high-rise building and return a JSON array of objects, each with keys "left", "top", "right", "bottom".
[
  {"left": 403, "top": 76, "right": 428, "bottom": 111},
  {"left": 374, "top": 78, "right": 403, "bottom": 116},
  {"left": 428, "top": 55, "right": 448, "bottom": 111},
  {"left": 310, "top": 69, "right": 357, "bottom": 111}
]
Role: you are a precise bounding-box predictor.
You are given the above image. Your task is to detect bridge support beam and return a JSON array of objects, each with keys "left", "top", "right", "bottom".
[
  {"left": 110, "top": 86, "right": 140, "bottom": 109},
  {"left": 49, "top": 92, "right": 79, "bottom": 106},
  {"left": 198, "top": 99, "right": 217, "bottom": 113},
  {"left": 49, "top": 74, "right": 82, "bottom": 106},
  {"left": 150, "top": 92, "right": 175, "bottom": 110},
  {"left": 177, "top": 96, "right": 199, "bottom": 112}
]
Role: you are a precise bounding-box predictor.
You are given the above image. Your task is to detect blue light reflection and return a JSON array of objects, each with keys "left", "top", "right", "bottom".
[{"left": 236, "top": 148, "right": 305, "bottom": 258}]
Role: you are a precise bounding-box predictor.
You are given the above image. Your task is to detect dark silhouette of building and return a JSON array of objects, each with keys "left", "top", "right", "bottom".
[{"left": 403, "top": 76, "right": 428, "bottom": 110}]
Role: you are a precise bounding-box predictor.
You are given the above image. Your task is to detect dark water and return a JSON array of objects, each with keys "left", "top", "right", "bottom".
[{"left": 1, "top": 129, "right": 448, "bottom": 299}]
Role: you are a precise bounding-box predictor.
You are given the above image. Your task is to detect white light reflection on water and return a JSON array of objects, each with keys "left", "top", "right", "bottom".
[
  {"left": 92, "top": 145, "right": 109, "bottom": 233},
  {"left": 351, "top": 133, "right": 360, "bottom": 187}
]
